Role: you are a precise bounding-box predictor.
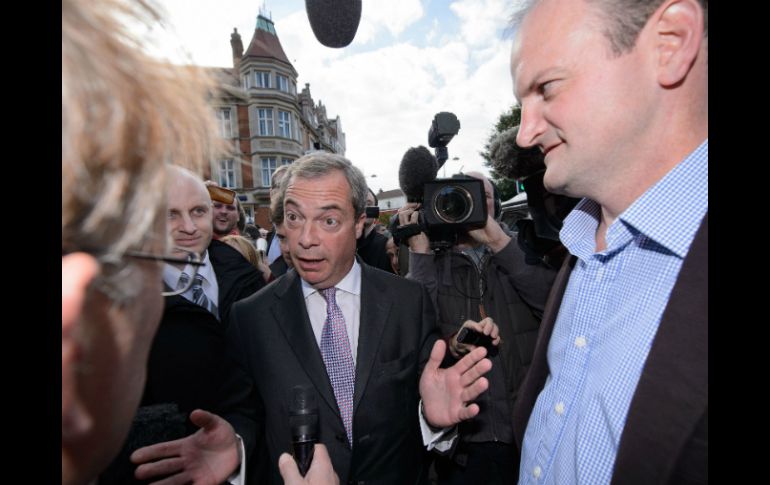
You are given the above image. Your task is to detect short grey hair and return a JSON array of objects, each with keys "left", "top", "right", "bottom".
[
  {"left": 511, "top": 0, "right": 708, "bottom": 56},
  {"left": 284, "top": 152, "right": 367, "bottom": 218}
]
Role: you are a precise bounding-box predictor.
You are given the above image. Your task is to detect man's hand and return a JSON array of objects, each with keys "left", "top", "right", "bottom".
[
  {"left": 131, "top": 409, "right": 240, "bottom": 485},
  {"left": 450, "top": 317, "right": 501, "bottom": 359},
  {"left": 467, "top": 215, "right": 511, "bottom": 253},
  {"left": 419, "top": 340, "right": 492, "bottom": 428},
  {"left": 278, "top": 444, "right": 340, "bottom": 485},
  {"left": 397, "top": 203, "right": 431, "bottom": 254}
]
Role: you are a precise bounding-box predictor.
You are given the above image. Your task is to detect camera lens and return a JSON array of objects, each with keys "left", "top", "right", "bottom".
[{"left": 433, "top": 185, "right": 473, "bottom": 223}]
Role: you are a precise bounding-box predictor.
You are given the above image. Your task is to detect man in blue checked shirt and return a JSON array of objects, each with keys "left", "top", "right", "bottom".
[{"left": 509, "top": 0, "right": 708, "bottom": 484}]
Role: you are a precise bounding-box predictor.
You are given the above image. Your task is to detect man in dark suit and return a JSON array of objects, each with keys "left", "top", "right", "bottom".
[
  {"left": 100, "top": 167, "right": 265, "bottom": 483},
  {"left": 132, "top": 153, "right": 494, "bottom": 484},
  {"left": 509, "top": 0, "right": 708, "bottom": 483}
]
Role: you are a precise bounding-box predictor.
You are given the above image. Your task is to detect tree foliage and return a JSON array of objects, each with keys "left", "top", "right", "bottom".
[{"left": 480, "top": 105, "right": 521, "bottom": 201}]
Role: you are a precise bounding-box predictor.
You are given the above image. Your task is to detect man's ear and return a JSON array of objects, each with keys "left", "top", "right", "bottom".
[
  {"left": 649, "top": 0, "right": 706, "bottom": 87},
  {"left": 62, "top": 253, "right": 99, "bottom": 442},
  {"left": 354, "top": 212, "right": 366, "bottom": 239}
]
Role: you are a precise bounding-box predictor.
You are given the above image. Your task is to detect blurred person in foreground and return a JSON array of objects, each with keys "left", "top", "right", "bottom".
[
  {"left": 61, "top": 0, "right": 220, "bottom": 483},
  {"left": 510, "top": 0, "right": 708, "bottom": 483}
]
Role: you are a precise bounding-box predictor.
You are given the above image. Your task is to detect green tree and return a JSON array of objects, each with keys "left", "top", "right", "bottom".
[{"left": 480, "top": 105, "right": 521, "bottom": 201}]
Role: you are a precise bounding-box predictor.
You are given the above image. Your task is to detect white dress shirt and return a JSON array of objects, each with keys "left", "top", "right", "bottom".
[
  {"left": 162, "top": 250, "right": 219, "bottom": 309},
  {"left": 300, "top": 259, "right": 361, "bottom": 362}
]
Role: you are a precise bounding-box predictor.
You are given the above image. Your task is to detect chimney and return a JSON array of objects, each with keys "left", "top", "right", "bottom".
[{"left": 231, "top": 28, "right": 243, "bottom": 76}]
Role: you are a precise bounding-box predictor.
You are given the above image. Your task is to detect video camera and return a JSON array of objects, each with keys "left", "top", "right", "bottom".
[{"left": 392, "top": 112, "right": 488, "bottom": 251}]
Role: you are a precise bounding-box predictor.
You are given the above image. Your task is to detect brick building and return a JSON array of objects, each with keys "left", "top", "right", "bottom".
[{"left": 205, "top": 13, "right": 346, "bottom": 228}]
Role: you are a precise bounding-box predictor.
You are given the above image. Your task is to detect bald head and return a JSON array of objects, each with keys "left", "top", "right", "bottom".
[{"left": 167, "top": 167, "right": 213, "bottom": 257}]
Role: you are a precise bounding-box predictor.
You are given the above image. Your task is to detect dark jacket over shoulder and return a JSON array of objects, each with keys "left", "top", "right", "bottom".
[
  {"left": 357, "top": 228, "right": 395, "bottom": 274},
  {"left": 141, "top": 240, "right": 264, "bottom": 414},
  {"left": 512, "top": 213, "right": 708, "bottom": 485},
  {"left": 102, "top": 241, "right": 264, "bottom": 484},
  {"left": 409, "top": 237, "right": 556, "bottom": 456}
]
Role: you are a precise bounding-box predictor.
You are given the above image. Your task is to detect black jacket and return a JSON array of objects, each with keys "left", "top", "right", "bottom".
[
  {"left": 220, "top": 264, "right": 439, "bottom": 484},
  {"left": 408, "top": 237, "right": 556, "bottom": 459},
  {"left": 357, "top": 228, "right": 395, "bottom": 274},
  {"left": 141, "top": 239, "right": 265, "bottom": 414},
  {"left": 101, "top": 240, "right": 264, "bottom": 484}
]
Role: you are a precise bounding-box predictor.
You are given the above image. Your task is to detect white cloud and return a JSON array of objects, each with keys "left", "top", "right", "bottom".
[
  {"left": 449, "top": 0, "right": 515, "bottom": 47},
  {"left": 356, "top": 0, "right": 425, "bottom": 44},
  {"left": 139, "top": 0, "right": 518, "bottom": 193}
]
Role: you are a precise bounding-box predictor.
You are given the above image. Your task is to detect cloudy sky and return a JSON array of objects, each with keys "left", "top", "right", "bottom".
[{"left": 143, "top": 0, "right": 523, "bottom": 193}]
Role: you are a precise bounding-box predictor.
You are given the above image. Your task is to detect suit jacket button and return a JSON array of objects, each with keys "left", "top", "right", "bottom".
[{"left": 336, "top": 433, "right": 346, "bottom": 442}]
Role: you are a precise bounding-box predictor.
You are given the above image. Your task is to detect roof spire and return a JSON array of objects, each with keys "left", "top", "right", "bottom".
[{"left": 259, "top": 1, "right": 272, "bottom": 22}]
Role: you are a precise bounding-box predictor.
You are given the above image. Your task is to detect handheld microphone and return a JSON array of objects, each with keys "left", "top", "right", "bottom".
[
  {"left": 305, "top": 0, "right": 362, "bottom": 48},
  {"left": 289, "top": 385, "right": 319, "bottom": 476},
  {"left": 398, "top": 146, "right": 438, "bottom": 203}
]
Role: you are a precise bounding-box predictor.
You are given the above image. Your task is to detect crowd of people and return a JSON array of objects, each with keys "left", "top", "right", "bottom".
[{"left": 62, "top": 0, "right": 707, "bottom": 484}]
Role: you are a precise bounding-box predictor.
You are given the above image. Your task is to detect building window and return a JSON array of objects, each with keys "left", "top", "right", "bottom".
[
  {"left": 242, "top": 73, "right": 251, "bottom": 89},
  {"left": 219, "top": 159, "right": 236, "bottom": 188},
  {"left": 282, "top": 158, "right": 293, "bottom": 167},
  {"left": 277, "top": 74, "right": 290, "bottom": 93},
  {"left": 261, "top": 157, "right": 278, "bottom": 187},
  {"left": 258, "top": 108, "right": 274, "bottom": 136},
  {"left": 278, "top": 111, "right": 293, "bottom": 138},
  {"left": 217, "top": 108, "right": 233, "bottom": 138},
  {"left": 254, "top": 71, "right": 271, "bottom": 88}
]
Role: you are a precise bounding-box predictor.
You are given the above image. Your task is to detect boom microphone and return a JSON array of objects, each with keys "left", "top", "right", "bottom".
[
  {"left": 289, "top": 385, "right": 319, "bottom": 476},
  {"left": 399, "top": 146, "right": 438, "bottom": 203},
  {"left": 488, "top": 125, "right": 545, "bottom": 180},
  {"left": 305, "top": 0, "right": 362, "bottom": 48}
]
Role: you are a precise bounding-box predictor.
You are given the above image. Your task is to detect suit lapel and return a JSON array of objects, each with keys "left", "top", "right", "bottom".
[
  {"left": 272, "top": 272, "right": 339, "bottom": 416},
  {"left": 353, "top": 265, "right": 391, "bottom": 413}
]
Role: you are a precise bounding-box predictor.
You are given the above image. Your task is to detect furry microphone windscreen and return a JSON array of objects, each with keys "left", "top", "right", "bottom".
[
  {"left": 488, "top": 125, "right": 546, "bottom": 180},
  {"left": 305, "top": 0, "right": 362, "bottom": 48},
  {"left": 399, "top": 145, "right": 438, "bottom": 202}
]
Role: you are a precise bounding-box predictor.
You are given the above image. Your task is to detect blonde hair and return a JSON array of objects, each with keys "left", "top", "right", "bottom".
[
  {"left": 221, "top": 235, "right": 260, "bottom": 269},
  {"left": 62, "top": 0, "right": 222, "bottom": 259}
]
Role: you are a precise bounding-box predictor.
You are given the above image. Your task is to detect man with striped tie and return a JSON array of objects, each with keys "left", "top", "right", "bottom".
[
  {"left": 142, "top": 166, "right": 264, "bottom": 414},
  {"left": 100, "top": 167, "right": 265, "bottom": 483}
]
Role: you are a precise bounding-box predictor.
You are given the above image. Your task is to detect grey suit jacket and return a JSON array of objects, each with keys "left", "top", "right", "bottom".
[
  {"left": 220, "top": 263, "right": 439, "bottom": 484},
  {"left": 512, "top": 213, "right": 708, "bottom": 485}
]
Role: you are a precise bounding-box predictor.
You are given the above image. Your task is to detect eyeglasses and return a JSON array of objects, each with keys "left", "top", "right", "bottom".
[
  {"left": 123, "top": 248, "right": 204, "bottom": 296},
  {"left": 64, "top": 246, "right": 205, "bottom": 297}
]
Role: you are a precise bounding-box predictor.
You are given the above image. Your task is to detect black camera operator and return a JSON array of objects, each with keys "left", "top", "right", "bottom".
[{"left": 394, "top": 114, "right": 558, "bottom": 484}]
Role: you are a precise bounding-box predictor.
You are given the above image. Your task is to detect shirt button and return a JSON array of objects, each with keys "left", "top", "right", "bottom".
[
  {"left": 555, "top": 402, "right": 565, "bottom": 415},
  {"left": 596, "top": 266, "right": 604, "bottom": 281},
  {"left": 533, "top": 466, "right": 542, "bottom": 479},
  {"left": 575, "top": 336, "right": 587, "bottom": 348}
]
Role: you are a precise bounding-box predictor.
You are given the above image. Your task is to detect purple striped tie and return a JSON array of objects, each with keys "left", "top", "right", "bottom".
[{"left": 319, "top": 287, "right": 355, "bottom": 447}]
